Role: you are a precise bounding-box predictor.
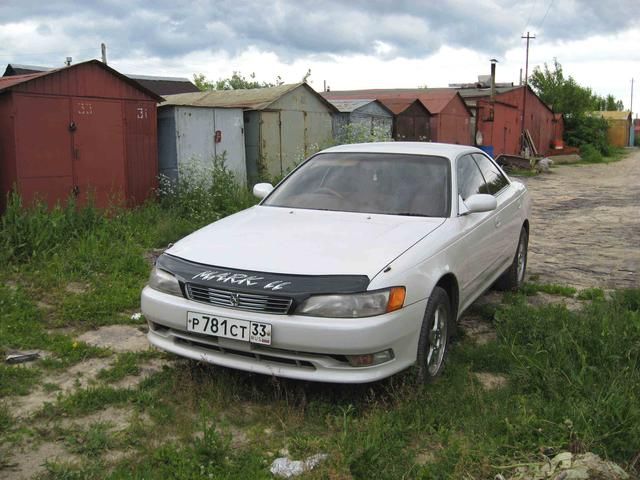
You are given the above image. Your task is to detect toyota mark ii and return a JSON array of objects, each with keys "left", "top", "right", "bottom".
[{"left": 141, "top": 142, "right": 530, "bottom": 383}]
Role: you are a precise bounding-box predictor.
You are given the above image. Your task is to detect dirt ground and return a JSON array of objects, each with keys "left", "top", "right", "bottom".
[{"left": 522, "top": 149, "right": 640, "bottom": 289}]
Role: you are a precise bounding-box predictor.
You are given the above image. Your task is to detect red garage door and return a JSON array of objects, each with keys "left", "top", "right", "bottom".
[
  {"left": 71, "top": 98, "right": 126, "bottom": 207},
  {"left": 14, "top": 94, "right": 74, "bottom": 206}
]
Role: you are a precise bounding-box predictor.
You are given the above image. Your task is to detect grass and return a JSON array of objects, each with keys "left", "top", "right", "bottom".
[
  {"left": 1, "top": 161, "right": 638, "bottom": 479},
  {"left": 9, "top": 289, "right": 640, "bottom": 479},
  {"left": 96, "top": 351, "right": 159, "bottom": 383},
  {"left": 576, "top": 287, "right": 606, "bottom": 301},
  {"left": 521, "top": 282, "right": 577, "bottom": 297},
  {"left": 508, "top": 167, "right": 538, "bottom": 177},
  {"left": 64, "top": 421, "right": 118, "bottom": 457},
  {"left": 572, "top": 145, "right": 629, "bottom": 165}
]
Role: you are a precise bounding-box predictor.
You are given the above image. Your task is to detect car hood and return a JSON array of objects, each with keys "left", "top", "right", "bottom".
[{"left": 166, "top": 206, "right": 445, "bottom": 278}]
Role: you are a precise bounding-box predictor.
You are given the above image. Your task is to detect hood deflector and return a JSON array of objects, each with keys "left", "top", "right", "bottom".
[{"left": 157, "top": 254, "right": 370, "bottom": 302}]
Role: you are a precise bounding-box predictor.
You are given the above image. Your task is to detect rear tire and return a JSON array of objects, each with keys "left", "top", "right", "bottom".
[
  {"left": 416, "top": 287, "right": 453, "bottom": 383},
  {"left": 496, "top": 227, "right": 528, "bottom": 291}
]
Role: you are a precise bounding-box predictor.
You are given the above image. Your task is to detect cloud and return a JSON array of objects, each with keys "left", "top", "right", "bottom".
[{"left": 1, "top": 0, "right": 638, "bottom": 67}]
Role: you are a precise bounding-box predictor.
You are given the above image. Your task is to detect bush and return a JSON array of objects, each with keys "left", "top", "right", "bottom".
[
  {"left": 579, "top": 143, "right": 604, "bottom": 163},
  {"left": 564, "top": 114, "right": 609, "bottom": 155},
  {"left": 158, "top": 153, "right": 257, "bottom": 227},
  {"left": 335, "top": 122, "right": 393, "bottom": 145}
]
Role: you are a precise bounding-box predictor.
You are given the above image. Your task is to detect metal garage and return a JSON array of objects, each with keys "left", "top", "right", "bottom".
[
  {"left": 0, "top": 60, "right": 161, "bottom": 211},
  {"left": 157, "top": 99, "right": 246, "bottom": 185}
]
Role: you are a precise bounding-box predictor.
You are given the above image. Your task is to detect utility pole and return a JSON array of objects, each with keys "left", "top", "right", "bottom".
[
  {"left": 520, "top": 31, "right": 535, "bottom": 154},
  {"left": 101, "top": 43, "right": 108, "bottom": 65},
  {"left": 631, "top": 78, "right": 634, "bottom": 147}
]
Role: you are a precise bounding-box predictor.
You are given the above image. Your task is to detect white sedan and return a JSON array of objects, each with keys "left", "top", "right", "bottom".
[{"left": 141, "top": 142, "right": 530, "bottom": 383}]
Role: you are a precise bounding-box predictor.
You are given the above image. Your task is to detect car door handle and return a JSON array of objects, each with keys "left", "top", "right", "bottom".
[{"left": 494, "top": 216, "right": 501, "bottom": 228}]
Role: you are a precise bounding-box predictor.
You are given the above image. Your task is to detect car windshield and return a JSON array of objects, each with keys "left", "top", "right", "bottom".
[{"left": 263, "top": 152, "right": 451, "bottom": 217}]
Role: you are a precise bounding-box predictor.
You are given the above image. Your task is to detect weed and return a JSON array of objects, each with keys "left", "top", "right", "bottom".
[
  {"left": 613, "top": 288, "right": 640, "bottom": 311},
  {"left": 42, "top": 387, "right": 137, "bottom": 418},
  {"left": 158, "top": 153, "right": 257, "bottom": 227},
  {"left": 335, "top": 122, "right": 393, "bottom": 145},
  {"left": 521, "top": 282, "right": 577, "bottom": 297},
  {"left": 65, "top": 422, "right": 117, "bottom": 457},
  {"left": 0, "top": 192, "right": 103, "bottom": 264},
  {"left": 0, "top": 364, "right": 41, "bottom": 397},
  {"left": 0, "top": 284, "right": 105, "bottom": 366},
  {"left": 0, "top": 403, "right": 12, "bottom": 433},
  {"left": 579, "top": 143, "right": 605, "bottom": 163},
  {"left": 509, "top": 168, "right": 538, "bottom": 177},
  {"left": 576, "top": 287, "right": 606, "bottom": 301},
  {"left": 97, "top": 352, "right": 156, "bottom": 383}
]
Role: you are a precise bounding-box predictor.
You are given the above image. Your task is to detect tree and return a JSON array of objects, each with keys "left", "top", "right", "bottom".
[
  {"left": 529, "top": 58, "right": 623, "bottom": 154},
  {"left": 193, "top": 71, "right": 283, "bottom": 91},
  {"left": 529, "top": 59, "right": 600, "bottom": 116}
]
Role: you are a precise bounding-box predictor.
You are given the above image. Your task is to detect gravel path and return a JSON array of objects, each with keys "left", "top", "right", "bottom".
[{"left": 521, "top": 148, "right": 639, "bottom": 289}]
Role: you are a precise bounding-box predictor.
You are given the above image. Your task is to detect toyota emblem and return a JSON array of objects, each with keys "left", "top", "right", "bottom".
[{"left": 230, "top": 293, "right": 240, "bottom": 307}]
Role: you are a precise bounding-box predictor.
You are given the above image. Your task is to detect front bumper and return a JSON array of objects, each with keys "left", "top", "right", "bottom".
[{"left": 141, "top": 286, "right": 426, "bottom": 383}]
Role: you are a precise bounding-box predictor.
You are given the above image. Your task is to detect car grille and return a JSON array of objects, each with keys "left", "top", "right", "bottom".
[{"left": 185, "top": 283, "right": 293, "bottom": 315}]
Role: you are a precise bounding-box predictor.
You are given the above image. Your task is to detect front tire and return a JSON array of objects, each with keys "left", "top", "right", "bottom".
[
  {"left": 416, "top": 287, "right": 452, "bottom": 383},
  {"left": 496, "top": 227, "right": 528, "bottom": 291}
]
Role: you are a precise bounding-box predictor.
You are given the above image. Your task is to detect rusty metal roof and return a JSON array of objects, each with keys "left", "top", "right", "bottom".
[
  {"left": 0, "top": 70, "right": 52, "bottom": 91},
  {"left": 322, "top": 88, "right": 471, "bottom": 116},
  {"left": 3, "top": 63, "right": 51, "bottom": 76},
  {"left": 0, "top": 60, "right": 163, "bottom": 101},
  {"left": 591, "top": 111, "right": 632, "bottom": 121},
  {"left": 376, "top": 98, "right": 428, "bottom": 115},
  {"left": 455, "top": 85, "right": 520, "bottom": 98},
  {"left": 3, "top": 63, "right": 196, "bottom": 96},
  {"left": 127, "top": 74, "right": 199, "bottom": 96},
  {"left": 414, "top": 88, "right": 463, "bottom": 114},
  {"left": 325, "top": 98, "right": 392, "bottom": 115},
  {"left": 327, "top": 99, "right": 374, "bottom": 112},
  {"left": 161, "top": 83, "right": 338, "bottom": 112}
]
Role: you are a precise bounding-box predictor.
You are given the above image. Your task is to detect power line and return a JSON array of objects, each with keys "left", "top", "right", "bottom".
[
  {"left": 523, "top": 0, "right": 538, "bottom": 33},
  {"left": 537, "top": 0, "right": 554, "bottom": 30}
]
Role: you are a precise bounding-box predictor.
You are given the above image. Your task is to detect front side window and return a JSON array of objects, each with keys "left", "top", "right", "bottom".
[
  {"left": 472, "top": 154, "right": 509, "bottom": 195},
  {"left": 457, "top": 154, "right": 488, "bottom": 201},
  {"left": 264, "top": 153, "right": 451, "bottom": 217}
]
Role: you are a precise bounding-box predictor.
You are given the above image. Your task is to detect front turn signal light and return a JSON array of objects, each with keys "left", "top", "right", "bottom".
[{"left": 386, "top": 287, "right": 406, "bottom": 313}]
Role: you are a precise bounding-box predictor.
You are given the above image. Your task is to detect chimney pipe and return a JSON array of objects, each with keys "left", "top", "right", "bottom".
[
  {"left": 65, "top": 56, "right": 72, "bottom": 66},
  {"left": 490, "top": 58, "right": 498, "bottom": 102}
]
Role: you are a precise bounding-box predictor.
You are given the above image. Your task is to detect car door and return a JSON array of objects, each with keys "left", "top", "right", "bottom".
[
  {"left": 453, "top": 154, "right": 504, "bottom": 303},
  {"left": 471, "top": 153, "right": 520, "bottom": 270}
]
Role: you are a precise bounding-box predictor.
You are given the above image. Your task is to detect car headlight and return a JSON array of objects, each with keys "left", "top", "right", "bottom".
[
  {"left": 296, "top": 287, "right": 405, "bottom": 318},
  {"left": 148, "top": 266, "right": 182, "bottom": 296}
]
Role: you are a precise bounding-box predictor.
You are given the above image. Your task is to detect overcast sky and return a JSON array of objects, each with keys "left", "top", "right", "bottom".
[{"left": 1, "top": 0, "right": 638, "bottom": 111}]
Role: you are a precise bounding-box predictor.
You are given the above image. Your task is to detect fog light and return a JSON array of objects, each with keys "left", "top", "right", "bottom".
[{"left": 347, "top": 349, "right": 394, "bottom": 367}]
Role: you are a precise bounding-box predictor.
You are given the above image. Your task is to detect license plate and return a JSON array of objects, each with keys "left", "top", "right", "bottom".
[{"left": 186, "top": 312, "right": 271, "bottom": 345}]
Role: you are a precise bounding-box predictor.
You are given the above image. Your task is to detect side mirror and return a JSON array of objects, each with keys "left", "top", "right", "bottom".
[
  {"left": 253, "top": 183, "right": 274, "bottom": 199},
  {"left": 463, "top": 194, "right": 497, "bottom": 214}
]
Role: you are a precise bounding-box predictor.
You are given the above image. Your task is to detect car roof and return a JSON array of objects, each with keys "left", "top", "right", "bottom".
[{"left": 320, "top": 142, "right": 484, "bottom": 159}]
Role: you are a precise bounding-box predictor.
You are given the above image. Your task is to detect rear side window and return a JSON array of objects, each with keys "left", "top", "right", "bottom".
[
  {"left": 457, "top": 154, "right": 488, "bottom": 200},
  {"left": 472, "top": 154, "right": 509, "bottom": 195}
]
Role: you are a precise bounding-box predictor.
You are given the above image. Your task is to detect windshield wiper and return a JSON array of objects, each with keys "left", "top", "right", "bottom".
[{"left": 392, "top": 212, "right": 430, "bottom": 217}]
